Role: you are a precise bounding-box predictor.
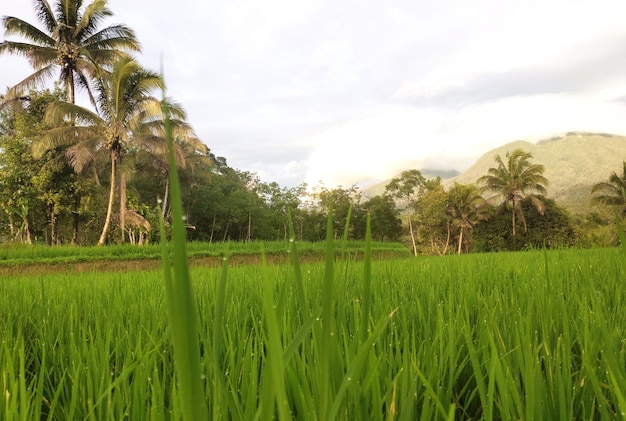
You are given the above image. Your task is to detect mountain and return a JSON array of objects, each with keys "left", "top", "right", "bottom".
[{"left": 446, "top": 132, "right": 626, "bottom": 214}]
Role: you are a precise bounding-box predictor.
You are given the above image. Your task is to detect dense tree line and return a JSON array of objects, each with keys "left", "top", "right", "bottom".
[{"left": 1, "top": 1, "right": 623, "bottom": 251}]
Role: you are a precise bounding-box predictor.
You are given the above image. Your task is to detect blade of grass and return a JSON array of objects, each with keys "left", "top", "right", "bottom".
[
  {"left": 320, "top": 200, "right": 336, "bottom": 419},
  {"left": 160, "top": 85, "right": 208, "bottom": 420},
  {"left": 288, "top": 210, "right": 309, "bottom": 319},
  {"left": 260, "top": 246, "right": 292, "bottom": 420},
  {"left": 361, "top": 212, "right": 372, "bottom": 343},
  {"left": 328, "top": 308, "right": 397, "bottom": 420}
]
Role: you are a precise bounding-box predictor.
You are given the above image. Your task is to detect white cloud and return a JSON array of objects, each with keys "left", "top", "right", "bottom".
[{"left": 3, "top": 0, "right": 626, "bottom": 188}]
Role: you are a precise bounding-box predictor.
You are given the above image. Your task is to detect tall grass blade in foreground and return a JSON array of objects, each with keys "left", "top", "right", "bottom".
[
  {"left": 319, "top": 201, "right": 336, "bottom": 418},
  {"left": 159, "top": 89, "right": 208, "bottom": 419},
  {"left": 288, "top": 210, "right": 309, "bottom": 319},
  {"left": 360, "top": 213, "right": 372, "bottom": 342}
]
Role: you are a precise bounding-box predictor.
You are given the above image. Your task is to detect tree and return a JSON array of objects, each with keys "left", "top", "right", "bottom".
[
  {"left": 314, "top": 184, "right": 363, "bottom": 240},
  {"left": 446, "top": 183, "right": 488, "bottom": 254},
  {"left": 591, "top": 161, "right": 626, "bottom": 219},
  {"left": 473, "top": 196, "right": 576, "bottom": 252},
  {"left": 385, "top": 170, "right": 425, "bottom": 256},
  {"left": 414, "top": 178, "right": 451, "bottom": 255},
  {"left": 134, "top": 128, "right": 209, "bottom": 219},
  {"left": 0, "top": 0, "right": 140, "bottom": 105},
  {"left": 477, "top": 149, "right": 548, "bottom": 237},
  {"left": 37, "top": 56, "right": 192, "bottom": 245},
  {"left": 357, "top": 194, "right": 402, "bottom": 241}
]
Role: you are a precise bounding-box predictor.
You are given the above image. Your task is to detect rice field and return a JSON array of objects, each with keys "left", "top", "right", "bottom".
[{"left": 1, "top": 244, "right": 625, "bottom": 420}]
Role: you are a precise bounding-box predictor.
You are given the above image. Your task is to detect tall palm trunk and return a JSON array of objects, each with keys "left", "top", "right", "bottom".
[
  {"left": 120, "top": 172, "right": 127, "bottom": 243},
  {"left": 98, "top": 149, "right": 118, "bottom": 245},
  {"left": 511, "top": 198, "right": 517, "bottom": 237},
  {"left": 457, "top": 228, "right": 464, "bottom": 255}
]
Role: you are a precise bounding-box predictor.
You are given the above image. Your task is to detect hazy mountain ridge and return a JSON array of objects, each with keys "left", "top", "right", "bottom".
[
  {"left": 365, "top": 132, "right": 626, "bottom": 214},
  {"left": 447, "top": 132, "right": 626, "bottom": 214}
]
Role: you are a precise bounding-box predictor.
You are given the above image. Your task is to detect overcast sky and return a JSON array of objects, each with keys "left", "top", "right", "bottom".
[{"left": 3, "top": 0, "right": 626, "bottom": 188}]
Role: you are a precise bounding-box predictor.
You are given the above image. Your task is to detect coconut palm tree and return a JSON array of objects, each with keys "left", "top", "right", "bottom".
[
  {"left": 0, "top": 0, "right": 140, "bottom": 104},
  {"left": 591, "top": 161, "right": 626, "bottom": 219},
  {"left": 446, "top": 183, "right": 488, "bottom": 254},
  {"left": 477, "top": 149, "right": 548, "bottom": 237},
  {"left": 135, "top": 128, "right": 210, "bottom": 219},
  {"left": 36, "top": 56, "right": 193, "bottom": 245}
]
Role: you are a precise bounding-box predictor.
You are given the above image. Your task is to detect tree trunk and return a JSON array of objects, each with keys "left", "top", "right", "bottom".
[
  {"left": 209, "top": 212, "right": 216, "bottom": 243},
  {"left": 71, "top": 194, "right": 80, "bottom": 245},
  {"left": 49, "top": 203, "right": 58, "bottom": 245},
  {"left": 443, "top": 222, "right": 450, "bottom": 255},
  {"left": 22, "top": 215, "right": 32, "bottom": 245},
  {"left": 511, "top": 199, "right": 516, "bottom": 237},
  {"left": 7, "top": 213, "right": 15, "bottom": 239},
  {"left": 98, "top": 151, "right": 118, "bottom": 245},
  {"left": 247, "top": 212, "right": 252, "bottom": 242},
  {"left": 457, "top": 228, "right": 464, "bottom": 255},
  {"left": 120, "top": 172, "right": 126, "bottom": 243},
  {"left": 162, "top": 173, "right": 170, "bottom": 219},
  {"left": 222, "top": 218, "right": 230, "bottom": 242},
  {"left": 71, "top": 211, "right": 79, "bottom": 245},
  {"left": 408, "top": 217, "right": 418, "bottom": 256}
]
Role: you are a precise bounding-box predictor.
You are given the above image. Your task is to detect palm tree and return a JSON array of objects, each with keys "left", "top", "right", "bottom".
[
  {"left": 477, "top": 149, "right": 548, "bottom": 237},
  {"left": 591, "top": 161, "right": 626, "bottom": 219},
  {"left": 0, "top": 0, "right": 140, "bottom": 104},
  {"left": 446, "top": 183, "right": 488, "bottom": 254},
  {"left": 135, "top": 129, "right": 210, "bottom": 219},
  {"left": 37, "top": 56, "right": 193, "bottom": 245}
]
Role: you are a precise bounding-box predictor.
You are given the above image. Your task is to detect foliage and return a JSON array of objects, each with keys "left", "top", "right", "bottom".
[
  {"left": 478, "top": 148, "right": 549, "bottom": 237},
  {"left": 385, "top": 169, "right": 426, "bottom": 255},
  {"left": 591, "top": 160, "right": 626, "bottom": 219},
  {"left": 473, "top": 196, "right": 576, "bottom": 252},
  {"left": 0, "top": 0, "right": 140, "bottom": 104},
  {"left": 356, "top": 194, "right": 402, "bottom": 241},
  {"left": 414, "top": 177, "right": 451, "bottom": 255},
  {"left": 446, "top": 183, "right": 489, "bottom": 254}
]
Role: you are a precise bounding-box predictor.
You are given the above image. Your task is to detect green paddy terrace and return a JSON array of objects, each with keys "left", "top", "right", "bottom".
[{"left": 1, "top": 243, "right": 625, "bottom": 419}]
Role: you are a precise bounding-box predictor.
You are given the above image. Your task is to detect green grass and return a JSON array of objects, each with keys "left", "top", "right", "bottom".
[
  {"left": 0, "top": 240, "right": 410, "bottom": 266},
  {"left": 1, "top": 246, "right": 625, "bottom": 419}
]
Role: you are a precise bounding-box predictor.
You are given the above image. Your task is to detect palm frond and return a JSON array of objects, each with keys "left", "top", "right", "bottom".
[
  {"left": 82, "top": 26, "right": 140, "bottom": 52},
  {"left": 1, "top": 16, "right": 55, "bottom": 47},
  {"left": 66, "top": 136, "right": 104, "bottom": 174},
  {"left": 76, "top": 0, "right": 113, "bottom": 38},
  {"left": 45, "top": 100, "right": 102, "bottom": 127},
  {"left": 32, "top": 0, "right": 57, "bottom": 34},
  {"left": 34, "top": 125, "right": 98, "bottom": 158},
  {"left": 3, "top": 65, "right": 57, "bottom": 100}
]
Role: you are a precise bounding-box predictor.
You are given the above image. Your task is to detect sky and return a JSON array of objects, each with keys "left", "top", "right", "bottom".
[{"left": 3, "top": 0, "right": 626, "bottom": 189}]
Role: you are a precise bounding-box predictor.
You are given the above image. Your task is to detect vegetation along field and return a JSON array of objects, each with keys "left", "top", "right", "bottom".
[{"left": 1, "top": 244, "right": 625, "bottom": 419}]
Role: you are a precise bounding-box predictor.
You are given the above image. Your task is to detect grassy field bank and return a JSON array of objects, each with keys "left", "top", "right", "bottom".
[
  {"left": 1, "top": 246, "right": 625, "bottom": 419},
  {"left": 0, "top": 241, "right": 410, "bottom": 275}
]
